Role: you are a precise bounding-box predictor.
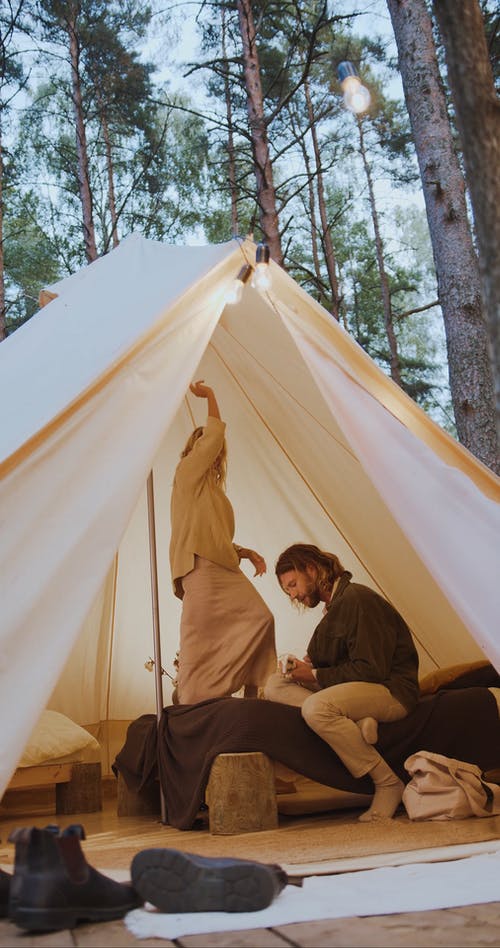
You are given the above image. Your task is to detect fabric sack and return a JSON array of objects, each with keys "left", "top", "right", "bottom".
[{"left": 403, "top": 750, "right": 500, "bottom": 821}]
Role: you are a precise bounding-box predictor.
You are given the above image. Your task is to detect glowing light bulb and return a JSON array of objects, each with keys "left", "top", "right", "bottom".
[
  {"left": 225, "top": 279, "right": 244, "bottom": 305},
  {"left": 225, "top": 263, "right": 252, "bottom": 305},
  {"left": 343, "top": 78, "right": 371, "bottom": 114},
  {"left": 337, "top": 61, "right": 371, "bottom": 115},
  {"left": 252, "top": 242, "right": 271, "bottom": 292},
  {"left": 253, "top": 262, "right": 272, "bottom": 291}
]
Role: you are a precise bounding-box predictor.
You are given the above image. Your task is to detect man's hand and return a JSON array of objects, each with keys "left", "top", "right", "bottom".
[{"left": 290, "top": 659, "right": 317, "bottom": 686}]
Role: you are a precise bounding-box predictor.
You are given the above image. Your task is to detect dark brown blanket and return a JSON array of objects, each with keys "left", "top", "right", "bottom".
[{"left": 114, "top": 686, "right": 500, "bottom": 830}]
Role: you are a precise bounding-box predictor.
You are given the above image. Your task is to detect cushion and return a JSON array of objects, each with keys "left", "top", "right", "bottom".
[
  {"left": 419, "top": 660, "right": 499, "bottom": 696},
  {"left": 19, "top": 710, "right": 100, "bottom": 767}
]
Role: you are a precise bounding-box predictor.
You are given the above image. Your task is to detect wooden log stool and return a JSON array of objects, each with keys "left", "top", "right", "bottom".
[
  {"left": 55, "top": 762, "right": 102, "bottom": 815},
  {"left": 116, "top": 772, "right": 161, "bottom": 817},
  {"left": 206, "top": 752, "right": 278, "bottom": 835}
]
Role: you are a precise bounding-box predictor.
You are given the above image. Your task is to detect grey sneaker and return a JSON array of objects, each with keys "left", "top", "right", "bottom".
[{"left": 130, "top": 848, "right": 288, "bottom": 913}]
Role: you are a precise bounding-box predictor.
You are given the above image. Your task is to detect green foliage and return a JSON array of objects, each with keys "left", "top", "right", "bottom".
[
  {"left": 3, "top": 191, "right": 61, "bottom": 333},
  {"left": 0, "top": 0, "right": 457, "bottom": 438},
  {"left": 120, "top": 99, "right": 212, "bottom": 241}
]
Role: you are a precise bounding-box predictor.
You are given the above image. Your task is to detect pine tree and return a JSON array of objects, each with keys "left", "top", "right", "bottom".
[
  {"left": 433, "top": 0, "right": 500, "bottom": 451},
  {"left": 386, "top": 0, "right": 499, "bottom": 473}
]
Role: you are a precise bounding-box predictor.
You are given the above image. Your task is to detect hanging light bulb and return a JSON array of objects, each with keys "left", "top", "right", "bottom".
[
  {"left": 144, "top": 657, "right": 171, "bottom": 677},
  {"left": 225, "top": 263, "right": 253, "bottom": 304},
  {"left": 337, "top": 61, "right": 371, "bottom": 115},
  {"left": 253, "top": 242, "right": 271, "bottom": 291}
]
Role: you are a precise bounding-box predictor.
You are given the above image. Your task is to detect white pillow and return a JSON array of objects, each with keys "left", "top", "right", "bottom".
[{"left": 19, "top": 710, "right": 100, "bottom": 767}]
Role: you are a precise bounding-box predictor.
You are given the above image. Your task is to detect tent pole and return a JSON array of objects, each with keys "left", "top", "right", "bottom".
[{"left": 146, "top": 469, "right": 168, "bottom": 824}]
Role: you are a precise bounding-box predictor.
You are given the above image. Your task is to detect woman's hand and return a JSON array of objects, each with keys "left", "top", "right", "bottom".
[
  {"left": 190, "top": 379, "right": 213, "bottom": 399},
  {"left": 238, "top": 547, "right": 267, "bottom": 576},
  {"left": 248, "top": 549, "right": 267, "bottom": 577},
  {"left": 189, "top": 380, "right": 221, "bottom": 419}
]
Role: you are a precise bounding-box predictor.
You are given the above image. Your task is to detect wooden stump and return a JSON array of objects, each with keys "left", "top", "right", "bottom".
[
  {"left": 116, "top": 772, "right": 161, "bottom": 817},
  {"left": 206, "top": 752, "right": 278, "bottom": 835},
  {"left": 56, "top": 762, "right": 102, "bottom": 814}
]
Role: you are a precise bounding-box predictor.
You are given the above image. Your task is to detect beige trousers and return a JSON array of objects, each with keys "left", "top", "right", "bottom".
[{"left": 264, "top": 673, "right": 407, "bottom": 778}]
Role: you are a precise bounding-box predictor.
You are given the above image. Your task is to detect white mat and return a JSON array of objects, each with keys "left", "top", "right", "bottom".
[{"left": 125, "top": 848, "right": 500, "bottom": 940}]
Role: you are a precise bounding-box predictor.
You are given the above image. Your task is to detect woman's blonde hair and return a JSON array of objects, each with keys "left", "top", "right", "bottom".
[
  {"left": 181, "top": 427, "right": 227, "bottom": 489},
  {"left": 275, "top": 543, "right": 345, "bottom": 597}
]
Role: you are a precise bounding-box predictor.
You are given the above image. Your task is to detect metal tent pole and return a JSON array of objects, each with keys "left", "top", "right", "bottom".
[{"left": 146, "top": 469, "right": 167, "bottom": 824}]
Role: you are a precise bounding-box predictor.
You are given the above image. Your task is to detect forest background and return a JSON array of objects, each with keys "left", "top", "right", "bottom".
[{"left": 1, "top": 0, "right": 499, "bottom": 474}]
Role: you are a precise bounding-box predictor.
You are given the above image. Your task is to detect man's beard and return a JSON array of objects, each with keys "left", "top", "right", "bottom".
[{"left": 298, "top": 578, "right": 321, "bottom": 609}]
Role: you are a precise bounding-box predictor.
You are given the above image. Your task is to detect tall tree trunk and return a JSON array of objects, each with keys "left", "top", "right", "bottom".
[
  {"left": 236, "top": 0, "right": 283, "bottom": 264},
  {"left": 67, "top": 9, "right": 97, "bottom": 262},
  {"left": 432, "top": 0, "right": 500, "bottom": 452},
  {"left": 304, "top": 77, "right": 341, "bottom": 320},
  {"left": 97, "top": 91, "right": 119, "bottom": 249},
  {"left": 0, "top": 123, "right": 6, "bottom": 341},
  {"left": 386, "top": 0, "right": 499, "bottom": 474},
  {"left": 293, "top": 111, "right": 323, "bottom": 296},
  {"left": 357, "top": 118, "right": 402, "bottom": 386},
  {"left": 221, "top": 6, "right": 239, "bottom": 236}
]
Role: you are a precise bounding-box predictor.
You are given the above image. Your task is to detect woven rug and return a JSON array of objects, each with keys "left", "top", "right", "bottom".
[
  {"left": 2, "top": 796, "right": 499, "bottom": 876},
  {"left": 78, "top": 809, "right": 500, "bottom": 875}
]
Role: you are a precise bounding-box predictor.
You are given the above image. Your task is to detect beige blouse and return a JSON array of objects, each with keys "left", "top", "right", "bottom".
[{"left": 169, "top": 417, "right": 240, "bottom": 598}]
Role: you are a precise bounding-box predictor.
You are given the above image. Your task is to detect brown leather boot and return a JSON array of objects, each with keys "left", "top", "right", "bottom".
[
  {"left": 0, "top": 868, "right": 11, "bottom": 917},
  {"left": 8, "top": 824, "right": 141, "bottom": 932}
]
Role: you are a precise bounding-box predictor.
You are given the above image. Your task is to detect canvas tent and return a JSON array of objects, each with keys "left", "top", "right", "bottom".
[{"left": 1, "top": 233, "right": 499, "bottom": 797}]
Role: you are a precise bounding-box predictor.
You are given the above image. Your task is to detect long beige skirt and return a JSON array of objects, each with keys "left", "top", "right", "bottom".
[{"left": 177, "top": 556, "right": 277, "bottom": 704}]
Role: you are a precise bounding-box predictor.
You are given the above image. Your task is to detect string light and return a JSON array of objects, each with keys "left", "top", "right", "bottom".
[
  {"left": 225, "top": 263, "right": 253, "bottom": 305},
  {"left": 144, "top": 657, "right": 175, "bottom": 680},
  {"left": 337, "top": 61, "right": 371, "bottom": 115},
  {"left": 253, "top": 242, "right": 271, "bottom": 291}
]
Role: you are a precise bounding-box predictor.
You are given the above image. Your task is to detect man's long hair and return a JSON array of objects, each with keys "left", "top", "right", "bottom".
[
  {"left": 275, "top": 543, "right": 345, "bottom": 598},
  {"left": 181, "top": 427, "right": 227, "bottom": 489}
]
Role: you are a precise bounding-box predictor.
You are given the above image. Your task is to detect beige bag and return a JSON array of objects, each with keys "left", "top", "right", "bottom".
[{"left": 403, "top": 751, "right": 500, "bottom": 821}]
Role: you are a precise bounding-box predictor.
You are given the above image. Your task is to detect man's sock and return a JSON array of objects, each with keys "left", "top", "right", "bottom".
[{"left": 358, "top": 758, "right": 404, "bottom": 822}]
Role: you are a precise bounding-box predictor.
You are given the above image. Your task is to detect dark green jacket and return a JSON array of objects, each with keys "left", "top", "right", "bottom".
[{"left": 308, "top": 572, "right": 419, "bottom": 712}]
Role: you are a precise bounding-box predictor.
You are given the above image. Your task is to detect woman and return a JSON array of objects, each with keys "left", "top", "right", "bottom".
[{"left": 169, "top": 380, "right": 276, "bottom": 704}]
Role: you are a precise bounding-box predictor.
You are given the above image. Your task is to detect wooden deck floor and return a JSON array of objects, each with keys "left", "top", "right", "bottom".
[
  {"left": 1, "top": 900, "right": 500, "bottom": 947},
  {"left": 1, "top": 783, "right": 499, "bottom": 946}
]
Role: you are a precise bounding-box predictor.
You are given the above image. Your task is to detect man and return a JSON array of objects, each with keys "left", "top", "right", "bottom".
[{"left": 264, "top": 544, "right": 419, "bottom": 821}]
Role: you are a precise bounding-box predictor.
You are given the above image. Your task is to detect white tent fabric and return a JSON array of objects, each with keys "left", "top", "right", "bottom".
[{"left": 1, "top": 233, "right": 499, "bottom": 796}]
